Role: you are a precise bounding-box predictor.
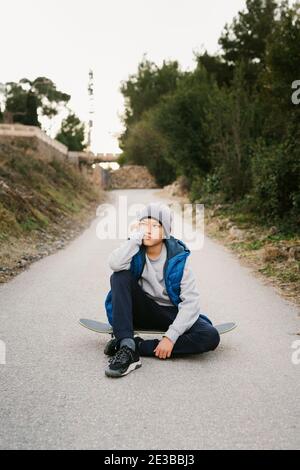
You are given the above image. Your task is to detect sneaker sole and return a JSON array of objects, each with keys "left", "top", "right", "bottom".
[{"left": 105, "top": 360, "right": 142, "bottom": 378}]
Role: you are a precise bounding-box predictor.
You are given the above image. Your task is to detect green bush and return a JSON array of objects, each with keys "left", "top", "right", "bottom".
[{"left": 250, "top": 137, "right": 300, "bottom": 222}]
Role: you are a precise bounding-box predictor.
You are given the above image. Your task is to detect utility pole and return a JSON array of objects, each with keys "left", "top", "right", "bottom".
[
  {"left": 87, "top": 69, "right": 94, "bottom": 152},
  {"left": 0, "top": 82, "right": 5, "bottom": 108}
]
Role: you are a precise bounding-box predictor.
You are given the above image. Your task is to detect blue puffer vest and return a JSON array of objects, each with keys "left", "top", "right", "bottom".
[{"left": 104, "top": 235, "right": 212, "bottom": 327}]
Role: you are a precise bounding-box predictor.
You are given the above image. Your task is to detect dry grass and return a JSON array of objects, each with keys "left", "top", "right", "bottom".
[{"left": 0, "top": 141, "right": 106, "bottom": 282}]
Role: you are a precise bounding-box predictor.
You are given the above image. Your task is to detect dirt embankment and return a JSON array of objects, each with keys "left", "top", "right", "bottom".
[
  {"left": 108, "top": 164, "right": 158, "bottom": 189},
  {"left": 0, "top": 141, "right": 106, "bottom": 282}
]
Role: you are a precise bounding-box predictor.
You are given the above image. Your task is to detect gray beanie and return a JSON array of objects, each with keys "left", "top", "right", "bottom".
[{"left": 137, "top": 202, "right": 173, "bottom": 238}]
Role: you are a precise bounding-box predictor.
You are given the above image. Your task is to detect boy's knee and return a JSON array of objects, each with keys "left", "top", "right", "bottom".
[
  {"left": 208, "top": 327, "right": 220, "bottom": 351},
  {"left": 110, "top": 270, "right": 132, "bottom": 286},
  {"left": 193, "top": 324, "right": 220, "bottom": 353}
]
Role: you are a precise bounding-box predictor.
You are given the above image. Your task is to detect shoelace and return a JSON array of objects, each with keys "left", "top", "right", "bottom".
[{"left": 108, "top": 346, "right": 134, "bottom": 365}]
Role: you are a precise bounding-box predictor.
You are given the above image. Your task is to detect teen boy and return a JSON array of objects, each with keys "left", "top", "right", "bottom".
[{"left": 104, "top": 202, "right": 220, "bottom": 377}]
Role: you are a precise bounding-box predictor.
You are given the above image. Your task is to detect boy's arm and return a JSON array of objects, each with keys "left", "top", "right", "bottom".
[
  {"left": 108, "top": 227, "right": 145, "bottom": 272},
  {"left": 163, "top": 257, "right": 201, "bottom": 344}
]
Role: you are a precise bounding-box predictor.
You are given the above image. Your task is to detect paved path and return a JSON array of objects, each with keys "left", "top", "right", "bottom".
[{"left": 0, "top": 189, "right": 299, "bottom": 449}]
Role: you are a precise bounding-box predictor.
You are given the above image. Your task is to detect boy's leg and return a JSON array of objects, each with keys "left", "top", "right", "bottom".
[
  {"left": 138, "top": 317, "right": 220, "bottom": 357},
  {"left": 110, "top": 270, "right": 175, "bottom": 347},
  {"left": 110, "top": 269, "right": 220, "bottom": 357},
  {"left": 171, "top": 317, "right": 220, "bottom": 355}
]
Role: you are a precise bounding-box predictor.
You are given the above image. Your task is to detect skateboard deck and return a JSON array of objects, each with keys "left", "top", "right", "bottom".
[{"left": 79, "top": 318, "right": 237, "bottom": 336}]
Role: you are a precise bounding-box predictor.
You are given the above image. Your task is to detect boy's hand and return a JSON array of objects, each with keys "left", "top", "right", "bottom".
[
  {"left": 128, "top": 220, "right": 146, "bottom": 242},
  {"left": 154, "top": 336, "right": 174, "bottom": 359},
  {"left": 129, "top": 220, "right": 141, "bottom": 232}
]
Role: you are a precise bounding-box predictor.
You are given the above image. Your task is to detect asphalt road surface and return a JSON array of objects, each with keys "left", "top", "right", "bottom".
[{"left": 0, "top": 189, "right": 299, "bottom": 450}]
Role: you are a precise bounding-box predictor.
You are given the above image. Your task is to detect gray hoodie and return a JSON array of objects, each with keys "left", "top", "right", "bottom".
[{"left": 108, "top": 229, "right": 202, "bottom": 344}]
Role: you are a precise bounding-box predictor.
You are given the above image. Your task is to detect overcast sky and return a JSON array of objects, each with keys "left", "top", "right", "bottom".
[{"left": 1, "top": 0, "right": 247, "bottom": 153}]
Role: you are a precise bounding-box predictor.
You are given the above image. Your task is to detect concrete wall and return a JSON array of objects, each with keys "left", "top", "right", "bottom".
[
  {"left": 0, "top": 124, "right": 112, "bottom": 189},
  {"left": 0, "top": 124, "right": 68, "bottom": 162}
]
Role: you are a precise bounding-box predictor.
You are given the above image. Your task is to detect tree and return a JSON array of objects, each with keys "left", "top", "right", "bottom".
[
  {"left": 218, "top": 0, "right": 277, "bottom": 87},
  {"left": 119, "top": 54, "right": 182, "bottom": 150},
  {"left": 148, "top": 66, "right": 214, "bottom": 182},
  {"left": 56, "top": 112, "right": 87, "bottom": 151},
  {"left": 119, "top": 116, "right": 176, "bottom": 187},
  {"left": 3, "top": 77, "right": 70, "bottom": 126},
  {"left": 261, "top": 1, "right": 300, "bottom": 110},
  {"left": 205, "top": 60, "right": 258, "bottom": 200},
  {"left": 194, "top": 50, "right": 234, "bottom": 87}
]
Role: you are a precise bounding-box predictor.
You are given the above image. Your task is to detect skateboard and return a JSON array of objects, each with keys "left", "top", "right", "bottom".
[{"left": 79, "top": 318, "right": 237, "bottom": 336}]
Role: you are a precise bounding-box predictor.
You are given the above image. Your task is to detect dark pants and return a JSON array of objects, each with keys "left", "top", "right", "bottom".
[{"left": 110, "top": 270, "right": 220, "bottom": 357}]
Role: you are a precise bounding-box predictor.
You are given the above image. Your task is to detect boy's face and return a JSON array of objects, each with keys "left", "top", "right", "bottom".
[{"left": 139, "top": 217, "right": 164, "bottom": 246}]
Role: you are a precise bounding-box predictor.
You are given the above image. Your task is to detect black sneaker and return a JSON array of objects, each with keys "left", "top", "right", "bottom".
[{"left": 105, "top": 345, "right": 142, "bottom": 378}]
